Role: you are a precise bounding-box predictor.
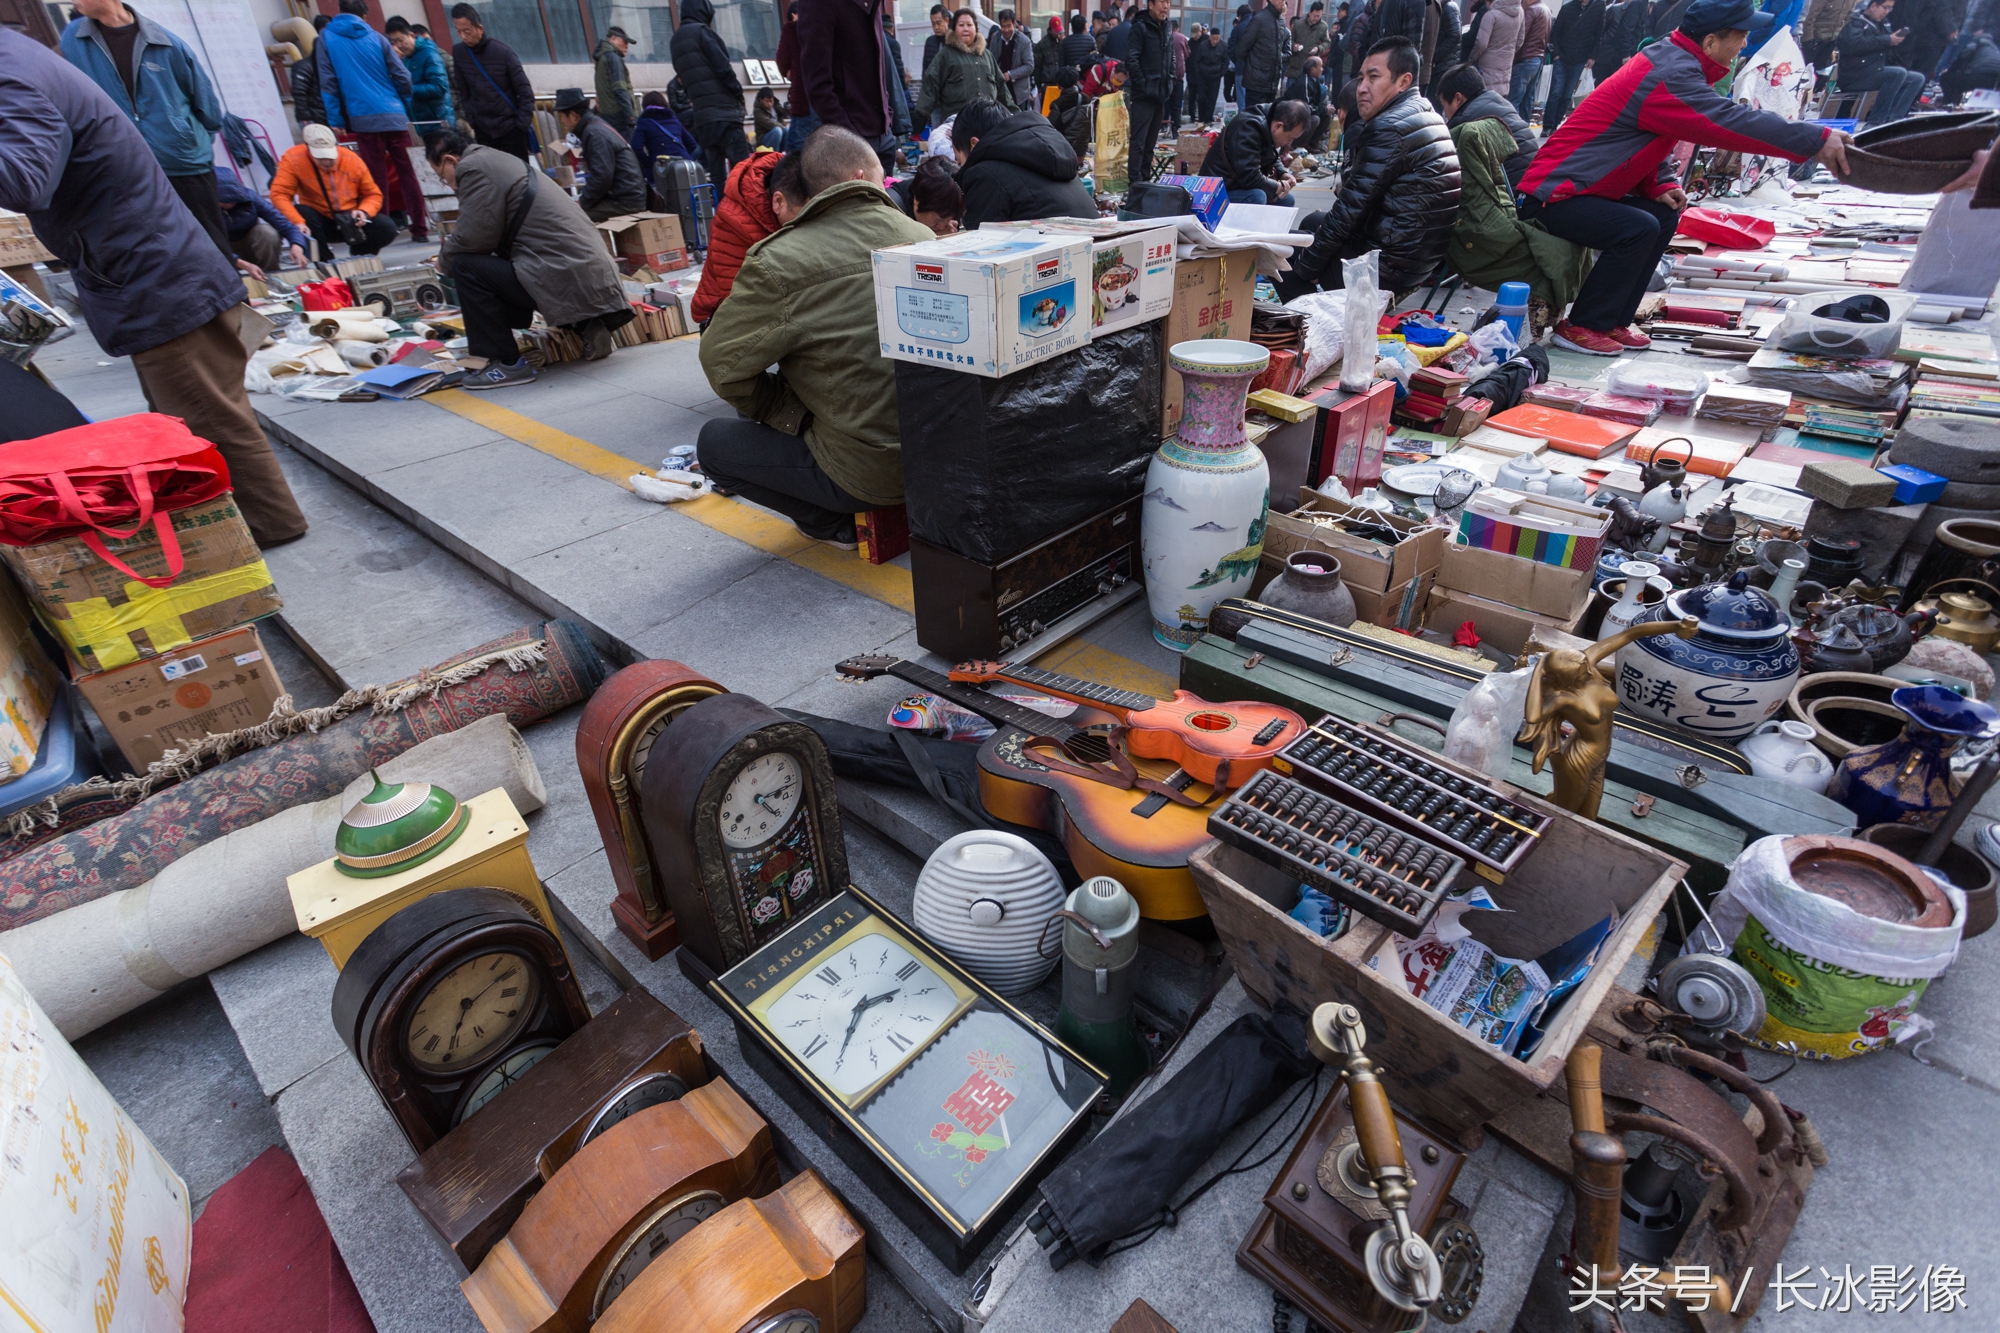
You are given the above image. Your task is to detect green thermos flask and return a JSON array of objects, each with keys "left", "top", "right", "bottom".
[{"left": 1053, "top": 875, "right": 1152, "bottom": 1098}]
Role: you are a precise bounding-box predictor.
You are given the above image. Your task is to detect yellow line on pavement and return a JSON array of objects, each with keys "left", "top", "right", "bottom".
[{"left": 421, "top": 390, "right": 1174, "bottom": 687}]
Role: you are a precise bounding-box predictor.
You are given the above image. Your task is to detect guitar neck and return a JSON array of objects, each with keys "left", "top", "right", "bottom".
[
  {"left": 985, "top": 663, "right": 1159, "bottom": 716},
  {"left": 879, "top": 661, "right": 1083, "bottom": 740}
]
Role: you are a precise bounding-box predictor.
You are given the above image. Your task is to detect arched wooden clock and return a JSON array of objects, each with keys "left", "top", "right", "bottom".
[
  {"left": 332, "top": 887, "right": 592, "bottom": 1152},
  {"left": 638, "top": 693, "right": 846, "bottom": 977},
  {"left": 460, "top": 1079, "right": 781, "bottom": 1333},
  {"left": 578, "top": 661, "right": 727, "bottom": 959}
]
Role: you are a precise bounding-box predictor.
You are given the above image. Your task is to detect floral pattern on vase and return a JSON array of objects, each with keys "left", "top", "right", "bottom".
[
  {"left": 1830, "top": 684, "right": 2000, "bottom": 829},
  {"left": 1144, "top": 339, "right": 1271, "bottom": 650}
]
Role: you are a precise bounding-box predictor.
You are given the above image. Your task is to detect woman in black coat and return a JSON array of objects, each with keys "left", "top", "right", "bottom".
[{"left": 950, "top": 98, "right": 1096, "bottom": 228}]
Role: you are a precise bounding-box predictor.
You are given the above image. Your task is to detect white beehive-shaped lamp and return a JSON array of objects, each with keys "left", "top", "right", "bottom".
[{"left": 911, "top": 830, "right": 1066, "bottom": 994}]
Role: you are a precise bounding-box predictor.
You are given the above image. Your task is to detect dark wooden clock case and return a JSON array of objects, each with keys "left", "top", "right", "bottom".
[
  {"left": 638, "top": 692, "right": 847, "bottom": 977},
  {"left": 396, "top": 986, "right": 715, "bottom": 1270},
  {"left": 1237, "top": 1079, "right": 1472, "bottom": 1333},
  {"left": 576, "top": 660, "right": 727, "bottom": 960},
  {"left": 331, "top": 887, "right": 591, "bottom": 1156}
]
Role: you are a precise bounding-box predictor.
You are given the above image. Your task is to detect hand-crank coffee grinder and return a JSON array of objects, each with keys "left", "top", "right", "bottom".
[{"left": 1238, "top": 1002, "right": 1483, "bottom": 1331}]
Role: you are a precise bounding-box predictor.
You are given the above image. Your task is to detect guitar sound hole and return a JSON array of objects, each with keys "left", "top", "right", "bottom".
[{"left": 1188, "top": 712, "right": 1235, "bottom": 732}]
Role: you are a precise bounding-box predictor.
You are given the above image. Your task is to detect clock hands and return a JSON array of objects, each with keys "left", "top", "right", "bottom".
[{"left": 834, "top": 988, "right": 902, "bottom": 1062}]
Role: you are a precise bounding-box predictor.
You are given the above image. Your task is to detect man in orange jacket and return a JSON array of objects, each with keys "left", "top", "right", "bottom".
[{"left": 269, "top": 123, "right": 397, "bottom": 257}]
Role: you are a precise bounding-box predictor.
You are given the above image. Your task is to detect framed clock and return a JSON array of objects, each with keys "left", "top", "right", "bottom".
[
  {"left": 638, "top": 692, "right": 847, "bottom": 978},
  {"left": 577, "top": 660, "right": 727, "bottom": 959},
  {"left": 710, "top": 887, "right": 1105, "bottom": 1273},
  {"left": 332, "top": 887, "right": 591, "bottom": 1153}
]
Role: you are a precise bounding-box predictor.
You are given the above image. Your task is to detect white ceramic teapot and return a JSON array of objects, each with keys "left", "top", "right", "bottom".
[{"left": 1736, "top": 720, "right": 1835, "bottom": 793}]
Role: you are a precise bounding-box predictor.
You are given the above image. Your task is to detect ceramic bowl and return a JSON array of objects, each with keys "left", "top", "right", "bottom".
[
  {"left": 1864, "top": 822, "right": 1995, "bottom": 940},
  {"left": 1833, "top": 149, "right": 1969, "bottom": 195},
  {"left": 1787, "top": 671, "right": 1909, "bottom": 757}
]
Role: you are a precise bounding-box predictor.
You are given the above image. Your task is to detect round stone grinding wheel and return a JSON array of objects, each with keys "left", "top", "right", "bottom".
[
  {"left": 1656, "top": 953, "right": 1766, "bottom": 1037},
  {"left": 1889, "top": 417, "right": 2000, "bottom": 485}
]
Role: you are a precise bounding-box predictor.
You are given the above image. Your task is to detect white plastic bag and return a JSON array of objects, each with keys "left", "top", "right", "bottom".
[
  {"left": 1285, "top": 289, "right": 1350, "bottom": 383},
  {"left": 1467, "top": 320, "right": 1518, "bottom": 366},
  {"left": 1770, "top": 290, "right": 1921, "bottom": 360},
  {"left": 631, "top": 468, "right": 712, "bottom": 503},
  {"left": 1339, "top": 250, "right": 1380, "bottom": 392},
  {"left": 1695, "top": 835, "right": 1964, "bottom": 1058},
  {"left": 1442, "top": 664, "right": 1533, "bottom": 781}
]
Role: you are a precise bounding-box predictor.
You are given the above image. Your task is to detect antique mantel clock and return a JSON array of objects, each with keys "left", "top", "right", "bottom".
[
  {"left": 710, "top": 887, "right": 1105, "bottom": 1272},
  {"left": 638, "top": 692, "right": 846, "bottom": 977},
  {"left": 331, "top": 887, "right": 591, "bottom": 1153},
  {"left": 577, "top": 660, "right": 727, "bottom": 958}
]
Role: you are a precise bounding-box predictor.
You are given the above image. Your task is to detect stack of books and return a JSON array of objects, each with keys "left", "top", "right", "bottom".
[
  {"left": 1524, "top": 384, "right": 1594, "bottom": 412},
  {"left": 1697, "top": 382, "right": 1791, "bottom": 433},
  {"left": 1908, "top": 373, "right": 2000, "bottom": 421},
  {"left": 1580, "top": 391, "right": 1661, "bottom": 427},
  {"left": 1397, "top": 365, "right": 1469, "bottom": 426},
  {"left": 1785, "top": 396, "right": 1904, "bottom": 446}
]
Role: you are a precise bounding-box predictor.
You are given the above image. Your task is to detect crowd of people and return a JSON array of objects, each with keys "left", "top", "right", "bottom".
[{"left": 12, "top": 0, "right": 2000, "bottom": 556}]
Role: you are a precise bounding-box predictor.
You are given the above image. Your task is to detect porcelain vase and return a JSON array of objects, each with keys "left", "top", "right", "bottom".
[
  {"left": 1600, "top": 561, "right": 1660, "bottom": 640},
  {"left": 1830, "top": 685, "right": 2000, "bottom": 829},
  {"left": 1145, "top": 339, "right": 1271, "bottom": 651},
  {"left": 1736, "top": 720, "right": 1835, "bottom": 793}
]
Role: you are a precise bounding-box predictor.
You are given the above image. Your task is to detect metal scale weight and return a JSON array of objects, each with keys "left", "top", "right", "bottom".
[{"left": 1239, "top": 1004, "right": 1485, "bottom": 1331}]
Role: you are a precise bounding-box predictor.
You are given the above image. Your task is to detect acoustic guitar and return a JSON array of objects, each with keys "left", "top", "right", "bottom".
[
  {"left": 833, "top": 656, "right": 1218, "bottom": 921},
  {"left": 946, "top": 660, "right": 1306, "bottom": 790}
]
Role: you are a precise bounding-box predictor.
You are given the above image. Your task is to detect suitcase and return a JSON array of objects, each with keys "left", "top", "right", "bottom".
[{"left": 651, "top": 156, "right": 715, "bottom": 255}]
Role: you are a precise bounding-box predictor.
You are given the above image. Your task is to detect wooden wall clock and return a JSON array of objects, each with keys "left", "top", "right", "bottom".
[
  {"left": 710, "top": 886, "right": 1104, "bottom": 1273},
  {"left": 332, "top": 887, "right": 591, "bottom": 1154},
  {"left": 460, "top": 1079, "right": 781, "bottom": 1333},
  {"left": 638, "top": 692, "right": 847, "bottom": 978},
  {"left": 397, "top": 986, "right": 712, "bottom": 1269},
  {"left": 592, "top": 1170, "right": 866, "bottom": 1333},
  {"left": 577, "top": 660, "right": 727, "bottom": 959}
]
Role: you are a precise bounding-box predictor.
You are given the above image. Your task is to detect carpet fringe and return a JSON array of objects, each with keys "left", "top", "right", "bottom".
[{"left": 7, "top": 640, "right": 547, "bottom": 839}]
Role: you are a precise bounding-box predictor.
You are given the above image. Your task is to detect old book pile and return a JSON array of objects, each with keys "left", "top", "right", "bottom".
[
  {"left": 1580, "top": 391, "right": 1660, "bottom": 427},
  {"left": 1397, "top": 365, "right": 1470, "bottom": 426},
  {"left": 1744, "top": 347, "right": 1911, "bottom": 412},
  {"left": 1696, "top": 381, "right": 1791, "bottom": 432},
  {"left": 1524, "top": 383, "right": 1594, "bottom": 411},
  {"left": 1908, "top": 375, "right": 2000, "bottom": 421}
]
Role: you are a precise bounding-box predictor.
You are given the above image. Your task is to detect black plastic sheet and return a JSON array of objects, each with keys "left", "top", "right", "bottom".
[{"left": 897, "top": 323, "right": 1164, "bottom": 564}]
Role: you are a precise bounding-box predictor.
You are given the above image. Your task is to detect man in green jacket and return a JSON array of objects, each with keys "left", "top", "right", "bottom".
[
  {"left": 697, "top": 126, "right": 935, "bottom": 548},
  {"left": 1445, "top": 111, "right": 1590, "bottom": 331},
  {"left": 594, "top": 26, "right": 637, "bottom": 133}
]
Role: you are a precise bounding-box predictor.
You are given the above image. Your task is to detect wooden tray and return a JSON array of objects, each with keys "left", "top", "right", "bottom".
[{"left": 1190, "top": 756, "right": 1684, "bottom": 1135}]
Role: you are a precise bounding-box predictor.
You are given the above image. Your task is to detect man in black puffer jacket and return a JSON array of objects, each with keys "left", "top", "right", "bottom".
[
  {"left": 1199, "top": 100, "right": 1310, "bottom": 201},
  {"left": 1236, "top": 0, "right": 1289, "bottom": 108},
  {"left": 952, "top": 98, "right": 1095, "bottom": 228},
  {"left": 1127, "top": 0, "right": 1174, "bottom": 184},
  {"left": 1277, "top": 37, "right": 1458, "bottom": 298},
  {"left": 672, "top": 0, "right": 750, "bottom": 186}
]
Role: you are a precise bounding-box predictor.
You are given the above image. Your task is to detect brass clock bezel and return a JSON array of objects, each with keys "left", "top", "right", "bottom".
[
  {"left": 711, "top": 885, "right": 1108, "bottom": 1241},
  {"left": 608, "top": 685, "right": 724, "bottom": 919},
  {"left": 591, "top": 1187, "right": 729, "bottom": 1319},
  {"left": 579, "top": 1071, "right": 693, "bottom": 1149}
]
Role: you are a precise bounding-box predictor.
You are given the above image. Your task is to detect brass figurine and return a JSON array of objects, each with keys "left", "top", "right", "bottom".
[{"left": 1521, "top": 620, "right": 1698, "bottom": 819}]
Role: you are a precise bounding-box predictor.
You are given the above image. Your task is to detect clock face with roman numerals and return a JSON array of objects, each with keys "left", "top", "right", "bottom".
[
  {"left": 760, "top": 931, "right": 965, "bottom": 1099},
  {"left": 404, "top": 950, "right": 542, "bottom": 1073}
]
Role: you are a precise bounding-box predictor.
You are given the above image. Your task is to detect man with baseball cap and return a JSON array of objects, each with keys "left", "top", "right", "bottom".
[
  {"left": 1519, "top": 0, "right": 1851, "bottom": 356},
  {"left": 269, "top": 122, "right": 398, "bottom": 257}
]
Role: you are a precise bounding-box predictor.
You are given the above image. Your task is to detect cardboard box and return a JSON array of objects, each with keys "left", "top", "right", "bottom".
[
  {"left": 983, "top": 218, "right": 1176, "bottom": 337},
  {"left": 0, "top": 212, "right": 55, "bottom": 267},
  {"left": 1422, "top": 588, "right": 1588, "bottom": 658},
  {"left": 873, "top": 230, "right": 1090, "bottom": 378},
  {"left": 1172, "top": 131, "right": 1214, "bottom": 175},
  {"left": 1437, "top": 541, "right": 1596, "bottom": 622},
  {"left": 0, "top": 571, "right": 54, "bottom": 779},
  {"left": 1457, "top": 488, "right": 1612, "bottom": 572},
  {"left": 617, "top": 248, "right": 690, "bottom": 275},
  {"left": 77, "top": 625, "right": 285, "bottom": 772},
  {"left": 1162, "top": 248, "right": 1259, "bottom": 435},
  {"left": 1153, "top": 174, "right": 1228, "bottom": 230},
  {"left": 0, "top": 494, "right": 282, "bottom": 674},
  {"left": 1263, "top": 489, "right": 1445, "bottom": 594},
  {"left": 597, "top": 212, "right": 685, "bottom": 259}
]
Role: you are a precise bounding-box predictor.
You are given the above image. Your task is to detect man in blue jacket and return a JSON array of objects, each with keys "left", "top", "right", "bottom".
[
  {"left": 0, "top": 28, "right": 307, "bottom": 546},
  {"left": 318, "top": 0, "right": 429, "bottom": 241},
  {"left": 61, "top": 0, "right": 229, "bottom": 256},
  {"left": 216, "top": 171, "right": 310, "bottom": 274},
  {"left": 385, "top": 16, "right": 454, "bottom": 133}
]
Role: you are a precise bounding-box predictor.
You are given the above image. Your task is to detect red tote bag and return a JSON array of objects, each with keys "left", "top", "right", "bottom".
[{"left": 0, "top": 414, "right": 233, "bottom": 588}]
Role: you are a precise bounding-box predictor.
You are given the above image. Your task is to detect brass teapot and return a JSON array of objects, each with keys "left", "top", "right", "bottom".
[{"left": 1916, "top": 580, "right": 2000, "bottom": 657}]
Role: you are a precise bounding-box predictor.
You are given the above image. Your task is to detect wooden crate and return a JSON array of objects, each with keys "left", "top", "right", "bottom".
[{"left": 1189, "top": 758, "right": 1684, "bottom": 1136}]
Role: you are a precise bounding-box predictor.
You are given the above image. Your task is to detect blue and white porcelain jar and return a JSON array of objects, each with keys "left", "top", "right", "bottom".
[{"left": 1614, "top": 571, "right": 1802, "bottom": 741}]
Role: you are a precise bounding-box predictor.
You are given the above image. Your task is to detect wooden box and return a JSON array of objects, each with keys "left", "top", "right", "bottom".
[
  {"left": 289, "top": 787, "right": 556, "bottom": 968},
  {"left": 1189, "top": 758, "right": 1684, "bottom": 1135}
]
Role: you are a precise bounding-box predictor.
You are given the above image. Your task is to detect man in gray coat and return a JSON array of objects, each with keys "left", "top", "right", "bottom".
[
  {"left": 426, "top": 129, "right": 633, "bottom": 388},
  {"left": 0, "top": 27, "right": 306, "bottom": 545}
]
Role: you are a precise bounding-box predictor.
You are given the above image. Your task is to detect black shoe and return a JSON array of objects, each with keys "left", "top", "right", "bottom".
[
  {"left": 579, "top": 317, "right": 616, "bottom": 361},
  {"left": 794, "top": 518, "right": 859, "bottom": 549}
]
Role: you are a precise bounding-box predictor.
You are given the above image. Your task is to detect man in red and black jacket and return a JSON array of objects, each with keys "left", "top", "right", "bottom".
[{"left": 1519, "top": 0, "right": 1850, "bottom": 355}]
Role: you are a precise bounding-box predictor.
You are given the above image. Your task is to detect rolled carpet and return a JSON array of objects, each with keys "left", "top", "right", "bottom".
[
  {"left": 0, "top": 619, "right": 605, "bottom": 929},
  {"left": 0, "top": 714, "right": 544, "bottom": 1038}
]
